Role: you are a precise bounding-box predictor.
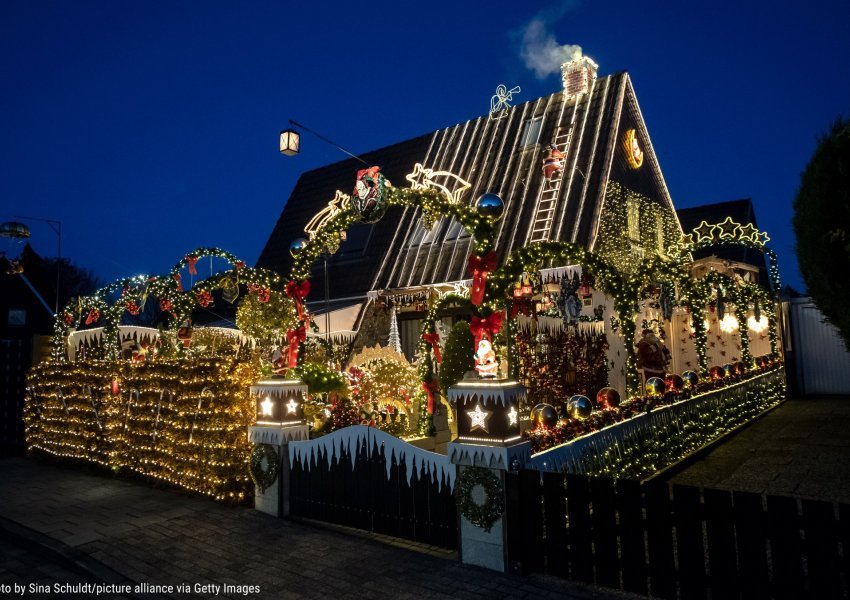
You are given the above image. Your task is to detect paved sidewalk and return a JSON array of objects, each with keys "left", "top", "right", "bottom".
[
  {"left": 669, "top": 397, "right": 850, "bottom": 503},
  {"left": 0, "top": 458, "right": 633, "bottom": 600}
]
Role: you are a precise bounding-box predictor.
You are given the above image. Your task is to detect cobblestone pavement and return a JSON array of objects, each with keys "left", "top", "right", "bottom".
[
  {"left": 668, "top": 397, "right": 850, "bottom": 503},
  {"left": 0, "top": 458, "right": 636, "bottom": 600}
]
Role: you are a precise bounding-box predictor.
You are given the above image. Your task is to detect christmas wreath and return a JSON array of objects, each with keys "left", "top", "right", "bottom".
[
  {"left": 249, "top": 443, "right": 280, "bottom": 493},
  {"left": 456, "top": 467, "right": 504, "bottom": 532}
]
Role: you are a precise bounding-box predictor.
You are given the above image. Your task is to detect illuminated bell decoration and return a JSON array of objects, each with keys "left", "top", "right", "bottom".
[
  {"left": 681, "top": 371, "right": 699, "bottom": 389},
  {"left": 289, "top": 237, "right": 308, "bottom": 257},
  {"left": 531, "top": 403, "right": 558, "bottom": 429},
  {"left": 723, "top": 363, "right": 734, "bottom": 377},
  {"left": 567, "top": 395, "right": 593, "bottom": 420},
  {"left": 665, "top": 373, "right": 684, "bottom": 393},
  {"left": 475, "top": 193, "right": 504, "bottom": 221},
  {"left": 279, "top": 128, "right": 300, "bottom": 156},
  {"left": 518, "top": 273, "right": 534, "bottom": 297},
  {"left": 645, "top": 377, "right": 665, "bottom": 397},
  {"left": 596, "top": 387, "right": 620, "bottom": 410},
  {"left": 709, "top": 366, "right": 725, "bottom": 381}
]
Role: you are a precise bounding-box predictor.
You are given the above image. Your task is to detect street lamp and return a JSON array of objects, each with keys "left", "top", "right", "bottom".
[
  {"left": 279, "top": 120, "right": 371, "bottom": 354},
  {"left": 279, "top": 128, "right": 300, "bottom": 156}
]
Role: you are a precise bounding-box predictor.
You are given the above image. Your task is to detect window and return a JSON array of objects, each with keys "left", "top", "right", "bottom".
[
  {"left": 7, "top": 309, "right": 26, "bottom": 326},
  {"left": 339, "top": 223, "right": 372, "bottom": 256},
  {"left": 443, "top": 217, "right": 469, "bottom": 241},
  {"left": 520, "top": 116, "right": 543, "bottom": 147},
  {"left": 407, "top": 218, "right": 441, "bottom": 246},
  {"left": 626, "top": 198, "right": 641, "bottom": 242}
]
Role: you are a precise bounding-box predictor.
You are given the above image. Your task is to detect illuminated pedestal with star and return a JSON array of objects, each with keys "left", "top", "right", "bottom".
[
  {"left": 249, "top": 379, "right": 310, "bottom": 517},
  {"left": 447, "top": 379, "right": 531, "bottom": 573}
]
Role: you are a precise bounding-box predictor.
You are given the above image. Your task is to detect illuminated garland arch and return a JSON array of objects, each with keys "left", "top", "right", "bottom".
[
  {"left": 287, "top": 180, "right": 498, "bottom": 409},
  {"left": 289, "top": 186, "right": 495, "bottom": 281},
  {"left": 671, "top": 218, "right": 781, "bottom": 292},
  {"left": 678, "top": 270, "right": 778, "bottom": 374},
  {"left": 52, "top": 247, "right": 288, "bottom": 361}
]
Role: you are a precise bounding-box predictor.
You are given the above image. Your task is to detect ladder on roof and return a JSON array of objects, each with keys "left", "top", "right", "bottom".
[{"left": 528, "top": 125, "right": 573, "bottom": 243}]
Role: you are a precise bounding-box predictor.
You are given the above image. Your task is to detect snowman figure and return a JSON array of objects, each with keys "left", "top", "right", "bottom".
[{"left": 474, "top": 338, "right": 499, "bottom": 379}]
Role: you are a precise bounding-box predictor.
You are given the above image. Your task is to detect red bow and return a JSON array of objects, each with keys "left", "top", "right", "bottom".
[
  {"left": 235, "top": 260, "right": 245, "bottom": 270},
  {"left": 196, "top": 289, "right": 213, "bottom": 308},
  {"left": 470, "top": 311, "right": 504, "bottom": 347},
  {"left": 174, "top": 273, "right": 183, "bottom": 292},
  {"left": 510, "top": 298, "right": 531, "bottom": 319},
  {"left": 85, "top": 309, "right": 100, "bottom": 325},
  {"left": 126, "top": 301, "right": 140, "bottom": 316},
  {"left": 468, "top": 251, "right": 497, "bottom": 306},
  {"left": 186, "top": 255, "right": 198, "bottom": 276},
  {"left": 285, "top": 280, "right": 311, "bottom": 321},
  {"left": 356, "top": 166, "right": 381, "bottom": 182},
  {"left": 422, "top": 378, "right": 440, "bottom": 415},
  {"left": 422, "top": 332, "right": 442, "bottom": 363},
  {"left": 286, "top": 325, "right": 307, "bottom": 368}
]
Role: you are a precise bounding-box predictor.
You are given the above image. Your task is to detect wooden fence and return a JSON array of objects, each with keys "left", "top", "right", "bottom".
[{"left": 505, "top": 471, "right": 847, "bottom": 599}]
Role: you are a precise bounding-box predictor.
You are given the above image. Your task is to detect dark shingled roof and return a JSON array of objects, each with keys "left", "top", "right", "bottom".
[
  {"left": 677, "top": 199, "right": 769, "bottom": 285},
  {"left": 257, "top": 71, "right": 679, "bottom": 299}
]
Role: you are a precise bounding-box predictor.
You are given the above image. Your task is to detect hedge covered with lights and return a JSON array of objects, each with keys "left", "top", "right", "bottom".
[
  {"left": 24, "top": 358, "right": 259, "bottom": 503},
  {"left": 529, "top": 366, "right": 786, "bottom": 479}
]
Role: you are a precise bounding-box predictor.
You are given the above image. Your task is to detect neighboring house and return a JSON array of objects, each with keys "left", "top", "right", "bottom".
[
  {"left": 677, "top": 199, "right": 770, "bottom": 289},
  {"left": 258, "top": 56, "right": 684, "bottom": 368},
  {"left": 0, "top": 265, "right": 54, "bottom": 456}
]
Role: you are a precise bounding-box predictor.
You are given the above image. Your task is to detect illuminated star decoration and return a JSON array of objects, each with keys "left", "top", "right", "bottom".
[
  {"left": 738, "top": 223, "right": 759, "bottom": 243},
  {"left": 260, "top": 396, "right": 274, "bottom": 416},
  {"left": 692, "top": 221, "right": 717, "bottom": 243},
  {"left": 467, "top": 403, "right": 492, "bottom": 433},
  {"left": 755, "top": 230, "right": 770, "bottom": 245},
  {"left": 304, "top": 190, "right": 350, "bottom": 240},
  {"left": 286, "top": 398, "right": 299, "bottom": 415},
  {"left": 507, "top": 406, "right": 518, "bottom": 427},
  {"left": 405, "top": 163, "right": 472, "bottom": 205},
  {"left": 716, "top": 217, "right": 742, "bottom": 239}
]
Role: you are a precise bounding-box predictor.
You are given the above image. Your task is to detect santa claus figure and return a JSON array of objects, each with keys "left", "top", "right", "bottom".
[
  {"left": 474, "top": 338, "right": 499, "bottom": 378},
  {"left": 542, "top": 145, "right": 565, "bottom": 180}
]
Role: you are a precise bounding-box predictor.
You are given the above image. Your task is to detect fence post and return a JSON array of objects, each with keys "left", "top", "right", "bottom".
[
  {"left": 247, "top": 378, "right": 310, "bottom": 517},
  {"left": 447, "top": 379, "right": 530, "bottom": 573}
]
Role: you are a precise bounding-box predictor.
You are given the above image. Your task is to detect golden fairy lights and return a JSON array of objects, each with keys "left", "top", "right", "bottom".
[{"left": 24, "top": 358, "right": 260, "bottom": 503}]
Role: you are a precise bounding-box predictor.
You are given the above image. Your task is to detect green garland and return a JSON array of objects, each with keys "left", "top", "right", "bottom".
[
  {"left": 457, "top": 467, "right": 504, "bottom": 532},
  {"left": 249, "top": 443, "right": 280, "bottom": 493}
]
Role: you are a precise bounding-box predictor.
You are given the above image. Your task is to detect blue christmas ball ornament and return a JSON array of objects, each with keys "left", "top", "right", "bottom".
[
  {"left": 681, "top": 370, "right": 699, "bottom": 389},
  {"left": 567, "top": 395, "right": 593, "bottom": 420},
  {"left": 645, "top": 377, "right": 665, "bottom": 397},
  {"left": 289, "top": 238, "right": 309, "bottom": 257},
  {"left": 476, "top": 193, "right": 504, "bottom": 221}
]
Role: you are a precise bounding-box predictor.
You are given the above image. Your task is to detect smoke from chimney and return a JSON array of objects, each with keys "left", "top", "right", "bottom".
[{"left": 519, "top": 18, "right": 583, "bottom": 80}]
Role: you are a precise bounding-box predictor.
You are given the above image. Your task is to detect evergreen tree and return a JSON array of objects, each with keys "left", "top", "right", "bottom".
[
  {"left": 793, "top": 117, "right": 850, "bottom": 349},
  {"left": 440, "top": 320, "right": 474, "bottom": 396},
  {"left": 387, "top": 306, "right": 402, "bottom": 353}
]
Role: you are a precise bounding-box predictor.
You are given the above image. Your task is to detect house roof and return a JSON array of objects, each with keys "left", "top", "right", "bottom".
[
  {"left": 677, "top": 199, "right": 769, "bottom": 282},
  {"left": 257, "top": 70, "right": 680, "bottom": 299}
]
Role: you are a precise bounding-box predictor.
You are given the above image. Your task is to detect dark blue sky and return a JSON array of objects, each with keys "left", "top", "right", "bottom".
[{"left": 2, "top": 1, "right": 848, "bottom": 292}]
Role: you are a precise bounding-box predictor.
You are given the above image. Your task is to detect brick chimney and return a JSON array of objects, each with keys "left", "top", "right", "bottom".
[{"left": 561, "top": 55, "right": 598, "bottom": 100}]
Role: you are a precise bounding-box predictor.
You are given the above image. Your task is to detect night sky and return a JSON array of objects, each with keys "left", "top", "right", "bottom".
[{"left": 2, "top": 1, "right": 848, "bottom": 293}]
